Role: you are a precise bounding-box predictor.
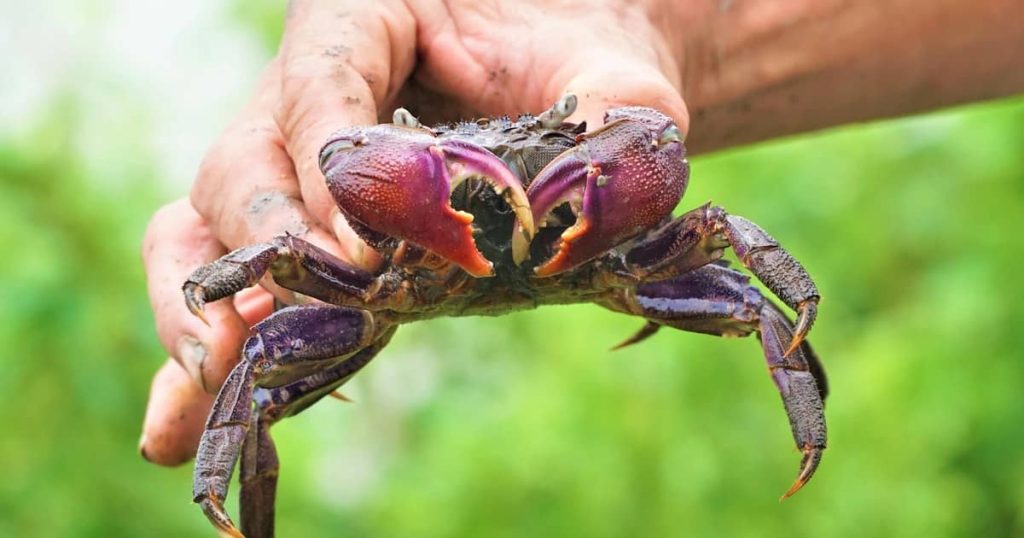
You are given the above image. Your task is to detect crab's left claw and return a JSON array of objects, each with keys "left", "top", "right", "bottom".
[
  {"left": 514, "top": 107, "right": 689, "bottom": 276},
  {"left": 320, "top": 124, "right": 534, "bottom": 277}
]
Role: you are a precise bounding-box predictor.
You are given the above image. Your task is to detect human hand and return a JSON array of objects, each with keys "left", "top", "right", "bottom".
[{"left": 140, "top": 0, "right": 693, "bottom": 464}]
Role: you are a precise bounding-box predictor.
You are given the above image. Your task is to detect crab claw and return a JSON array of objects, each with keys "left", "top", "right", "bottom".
[
  {"left": 320, "top": 124, "right": 534, "bottom": 277},
  {"left": 514, "top": 107, "right": 689, "bottom": 276}
]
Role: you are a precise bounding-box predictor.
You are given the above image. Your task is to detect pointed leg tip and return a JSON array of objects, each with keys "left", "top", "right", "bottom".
[
  {"left": 610, "top": 322, "right": 661, "bottom": 351},
  {"left": 782, "top": 335, "right": 805, "bottom": 358},
  {"left": 196, "top": 310, "right": 211, "bottom": 327},
  {"left": 218, "top": 527, "right": 245, "bottom": 538},
  {"left": 183, "top": 284, "right": 211, "bottom": 326},
  {"left": 780, "top": 446, "right": 823, "bottom": 501},
  {"left": 199, "top": 496, "right": 244, "bottom": 538},
  {"left": 784, "top": 299, "right": 818, "bottom": 357},
  {"left": 328, "top": 391, "right": 354, "bottom": 403}
]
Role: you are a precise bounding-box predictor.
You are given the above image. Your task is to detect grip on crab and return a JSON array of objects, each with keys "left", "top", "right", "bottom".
[
  {"left": 321, "top": 126, "right": 534, "bottom": 277},
  {"left": 183, "top": 244, "right": 280, "bottom": 324},
  {"left": 515, "top": 109, "right": 688, "bottom": 276},
  {"left": 786, "top": 299, "right": 818, "bottom": 357}
]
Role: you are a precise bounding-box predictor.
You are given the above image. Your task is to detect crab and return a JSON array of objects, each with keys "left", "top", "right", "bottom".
[{"left": 183, "top": 95, "right": 827, "bottom": 538}]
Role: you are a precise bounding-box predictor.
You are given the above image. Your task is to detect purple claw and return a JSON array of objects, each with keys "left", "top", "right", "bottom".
[
  {"left": 320, "top": 125, "right": 534, "bottom": 277},
  {"left": 516, "top": 107, "right": 689, "bottom": 276}
]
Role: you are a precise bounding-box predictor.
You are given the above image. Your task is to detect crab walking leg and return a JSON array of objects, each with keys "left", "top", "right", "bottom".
[
  {"left": 605, "top": 264, "right": 827, "bottom": 497},
  {"left": 722, "top": 212, "right": 820, "bottom": 355},
  {"left": 238, "top": 332, "right": 395, "bottom": 538},
  {"left": 183, "top": 235, "right": 377, "bottom": 321},
  {"left": 616, "top": 205, "right": 820, "bottom": 354},
  {"left": 192, "top": 304, "right": 387, "bottom": 538},
  {"left": 194, "top": 360, "right": 255, "bottom": 538},
  {"left": 239, "top": 413, "right": 277, "bottom": 538}
]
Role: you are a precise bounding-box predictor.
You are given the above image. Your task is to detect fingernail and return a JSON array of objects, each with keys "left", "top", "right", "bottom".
[
  {"left": 177, "top": 335, "right": 209, "bottom": 392},
  {"left": 138, "top": 433, "right": 151, "bottom": 462}
]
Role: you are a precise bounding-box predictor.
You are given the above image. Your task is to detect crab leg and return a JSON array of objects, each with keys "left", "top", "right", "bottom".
[
  {"left": 239, "top": 412, "right": 277, "bottom": 538},
  {"left": 613, "top": 205, "right": 820, "bottom": 354},
  {"left": 239, "top": 332, "right": 394, "bottom": 538},
  {"left": 192, "top": 305, "right": 388, "bottom": 538},
  {"left": 183, "top": 235, "right": 378, "bottom": 320},
  {"left": 723, "top": 214, "right": 819, "bottom": 355},
  {"left": 194, "top": 360, "right": 254, "bottom": 538},
  {"left": 604, "top": 263, "right": 827, "bottom": 497}
]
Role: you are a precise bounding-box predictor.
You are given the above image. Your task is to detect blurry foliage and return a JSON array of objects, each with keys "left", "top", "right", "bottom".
[{"left": 2, "top": 8, "right": 1024, "bottom": 536}]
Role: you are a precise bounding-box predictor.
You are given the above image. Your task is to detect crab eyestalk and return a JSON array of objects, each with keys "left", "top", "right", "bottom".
[
  {"left": 537, "top": 94, "right": 578, "bottom": 128},
  {"left": 320, "top": 123, "right": 535, "bottom": 277},
  {"left": 513, "top": 107, "right": 689, "bottom": 276}
]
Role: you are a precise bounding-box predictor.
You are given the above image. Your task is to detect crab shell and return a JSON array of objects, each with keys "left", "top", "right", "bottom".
[{"left": 318, "top": 105, "right": 688, "bottom": 278}]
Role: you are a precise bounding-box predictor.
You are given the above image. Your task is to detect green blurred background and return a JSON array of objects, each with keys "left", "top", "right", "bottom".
[{"left": 3, "top": 2, "right": 1024, "bottom": 537}]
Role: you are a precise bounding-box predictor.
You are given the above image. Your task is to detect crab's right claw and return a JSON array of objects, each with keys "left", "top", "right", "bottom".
[
  {"left": 320, "top": 124, "right": 534, "bottom": 278},
  {"left": 514, "top": 107, "right": 689, "bottom": 275}
]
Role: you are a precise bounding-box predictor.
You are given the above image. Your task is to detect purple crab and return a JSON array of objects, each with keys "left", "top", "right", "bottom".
[{"left": 183, "top": 95, "right": 827, "bottom": 537}]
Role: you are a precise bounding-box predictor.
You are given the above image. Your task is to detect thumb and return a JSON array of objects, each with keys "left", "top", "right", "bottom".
[
  {"left": 559, "top": 58, "right": 689, "bottom": 137},
  {"left": 275, "top": 2, "right": 417, "bottom": 228}
]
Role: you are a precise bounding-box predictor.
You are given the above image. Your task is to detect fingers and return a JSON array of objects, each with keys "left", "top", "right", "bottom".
[
  {"left": 275, "top": 0, "right": 417, "bottom": 227},
  {"left": 141, "top": 200, "right": 274, "bottom": 466},
  {"left": 190, "top": 61, "right": 344, "bottom": 253},
  {"left": 560, "top": 59, "right": 690, "bottom": 136},
  {"left": 189, "top": 60, "right": 376, "bottom": 269},
  {"left": 143, "top": 199, "right": 265, "bottom": 392},
  {"left": 140, "top": 359, "right": 216, "bottom": 466}
]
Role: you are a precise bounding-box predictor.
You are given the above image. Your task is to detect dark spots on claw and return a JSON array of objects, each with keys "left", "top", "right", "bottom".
[{"left": 344, "top": 96, "right": 361, "bottom": 105}]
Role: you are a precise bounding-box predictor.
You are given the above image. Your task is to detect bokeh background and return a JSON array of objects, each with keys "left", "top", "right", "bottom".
[{"left": 3, "top": 2, "right": 1024, "bottom": 537}]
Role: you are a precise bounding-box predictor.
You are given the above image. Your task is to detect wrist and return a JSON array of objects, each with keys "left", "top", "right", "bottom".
[{"left": 677, "top": 0, "right": 1024, "bottom": 154}]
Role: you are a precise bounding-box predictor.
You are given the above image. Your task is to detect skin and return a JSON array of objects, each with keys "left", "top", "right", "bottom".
[{"left": 141, "top": 0, "right": 1024, "bottom": 464}]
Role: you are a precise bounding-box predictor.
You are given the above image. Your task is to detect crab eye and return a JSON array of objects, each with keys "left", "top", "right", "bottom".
[
  {"left": 658, "top": 125, "right": 683, "bottom": 146},
  {"left": 554, "top": 94, "right": 577, "bottom": 117},
  {"left": 319, "top": 137, "right": 362, "bottom": 171}
]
